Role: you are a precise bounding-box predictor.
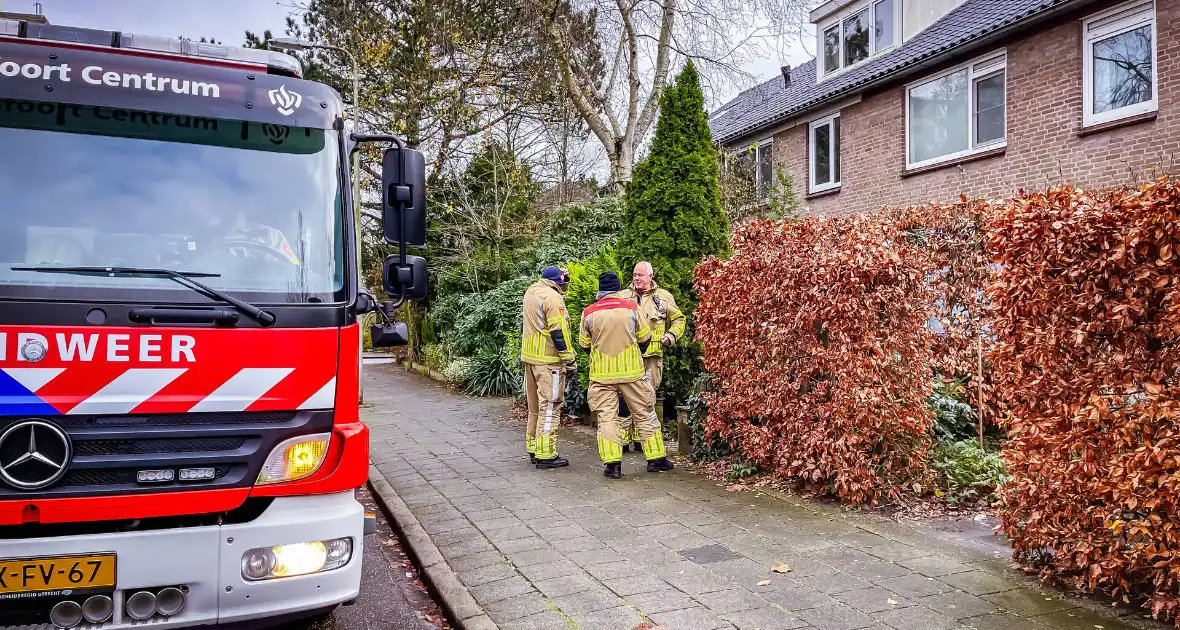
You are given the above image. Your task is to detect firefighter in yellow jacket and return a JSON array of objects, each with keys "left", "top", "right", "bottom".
[
  {"left": 578, "top": 271, "right": 675, "bottom": 479},
  {"left": 617, "top": 261, "right": 686, "bottom": 452},
  {"left": 520, "top": 266, "right": 575, "bottom": 469}
]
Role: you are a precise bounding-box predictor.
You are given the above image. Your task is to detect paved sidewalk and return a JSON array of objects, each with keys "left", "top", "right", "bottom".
[{"left": 364, "top": 364, "right": 1147, "bottom": 630}]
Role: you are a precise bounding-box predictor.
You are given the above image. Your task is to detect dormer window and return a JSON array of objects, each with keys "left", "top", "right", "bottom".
[{"left": 820, "top": 0, "right": 898, "bottom": 78}]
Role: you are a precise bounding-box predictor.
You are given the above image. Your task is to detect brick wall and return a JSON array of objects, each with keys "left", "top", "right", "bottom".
[{"left": 769, "top": 0, "right": 1180, "bottom": 217}]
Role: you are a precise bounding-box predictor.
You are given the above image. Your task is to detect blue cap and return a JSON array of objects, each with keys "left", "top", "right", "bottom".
[{"left": 541, "top": 266, "right": 564, "bottom": 282}]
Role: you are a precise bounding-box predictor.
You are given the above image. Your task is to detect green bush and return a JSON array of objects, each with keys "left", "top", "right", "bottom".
[
  {"left": 466, "top": 344, "right": 522, "bottom": 397},
  {"left": 423, "top": 343, "right": 447, "bottom": 372},
  {"left": 443, "top": 358, "right": 474, "bottom": 385},
  {"left": 929, "top": 379, "right": 978, "bottom": 443},
  {"left": 533, "top": 198, "right": 625, "bottom": 267},
  {"left": 686, "top": 371, "right": 731, "bottom": 462},
  {"left": 928, "top": 440, "right": 1010, "bottom": 505},
  {"left": 443, "top": 275, "right": 533, "bottom": 358}
]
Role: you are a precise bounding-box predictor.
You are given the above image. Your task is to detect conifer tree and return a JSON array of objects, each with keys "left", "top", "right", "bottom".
[{"left": 618, "top": 60, "right": 729, "bottom": 308}]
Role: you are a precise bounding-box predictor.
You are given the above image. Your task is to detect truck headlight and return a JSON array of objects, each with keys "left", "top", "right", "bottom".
[
  {"left": 256, "top": 433, "right": 330, "bottom": 485},
  {"left": 241, "top": 538, "right": 353, "bottom": 581}
]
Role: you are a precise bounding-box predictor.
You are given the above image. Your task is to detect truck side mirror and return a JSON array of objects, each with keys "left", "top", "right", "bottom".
[
  {"left": 382, "top": 254, "right": 427, "bottom": 300},
  {"left": 381, "top": 147, "right": 426, "bottom": 247},
  {"left": 370, "top": 321, "right": 410, "bottom": 348}
]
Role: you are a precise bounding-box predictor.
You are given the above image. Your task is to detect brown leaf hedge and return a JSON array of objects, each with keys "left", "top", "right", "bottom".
[
  {"left": 989, "top": 181, "right": 1180, "bottom": 622},
  {"left": 695, "top": 180, "right": 1180, "bottom": 623}
]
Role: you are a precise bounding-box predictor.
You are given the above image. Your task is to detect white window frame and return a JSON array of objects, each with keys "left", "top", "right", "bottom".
[
  {"left": 1082, "top": 0, "right": 1157, "bottom": 128},
  {"left": 809, "top": 113, "right": 841, "bottom": 194},
  {"left": 904, "top": 50, "right": 1007, "bottom": 170},
  {"left": 818, "top": 0, "right": 900, "bottom": 79}
]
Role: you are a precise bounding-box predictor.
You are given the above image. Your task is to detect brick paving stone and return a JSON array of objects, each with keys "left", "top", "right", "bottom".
[
  {"left": 482, "top": 591, "right": 550, "bottom": 623},
  {"left": 516, "top": 558, "right": 581, "bottom": 582},
  {"left": 709, "top": 557, "right": 792, "bottom": 590},
  {"left": 939, "top": 570, "right": 1019, "bottom": 596},
  {"left": 493, "top": 536, "right": 549, "bottom": 554},
  {"left": 649, "top": 606, "right": 736, "bottom": 630},
  {"left": 449, "top": 550, "right": 506, "bottom": 573},
  {"left": 959, "top": 612, "right": 1049, "bottom": 630},
  {"left": 583, "top": 559, "right": 645, "bottom": 581},
  {"left": 533, "top": 572, "right": 599, "bottom": 598},
  {"left": 872, "top": 605, "right": 962, "bottom": 630},
  {"left": 439, "top": 538, "right": 497, "bottom": 560},
  {"left": 874, "top": 574, "right": 955, "bottom": 599},
  {"left": 567, "top": 605, "right": 646, "bottom": 630},
  {"left": 694, "top": 587, "right": 772, "bottom": 613},
  {"left": 917, "top": 590, "right": 1001, "bottom": 619},
  {"left": 468, "top": 575, "right": 534, "bottom": 604},
  {"left": 842, "top": 558, "right": 914, "bottom": 581},
  {"left": 762, "top": 586, "right": 841, "bottom": 612},
  {"left": 550, "top": 587, "right": 625, "bottom": 614},
  {"left": 980, "top": 589, "right": 1076, "bottom": 617},
  {"left": 898, "top": 555, "right": 975, "bottom": 577},
  {"left": 663, "top": 562, "right": 735, "bottom": 596},
  {"left": 1032, "top": 608, "right": 1141, "bottom": 630},
  {"left": 797, "top": 571, "right": 874, "bottom": 594},
  {"left": 601, "top": 574, "right": 670, "bottom": 597},
  {"left": 796, "top": 603, "right": 878, "bottom": 630},
  {"left": 724, "top": 607, "right": 813, "bottom": 630},
  {"left": 832, "top": 586, "right": 913, "bottom": 613},
  {"left": 626, "top": 588, "right": 702, "bottom": 614}
]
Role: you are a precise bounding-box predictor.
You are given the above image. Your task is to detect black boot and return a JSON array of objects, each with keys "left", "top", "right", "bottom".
[
  {"left": 535, "top": 456, "right": 569, "bottom": 469},
  {"left": 632, "top": 441, "right": 643, "bottom": 452},
  {"left": 603, "top": 462, "right": 622, "bottom": 479},
  {"left": 647, "top": 457, "right": 674, "bottom": 472},
  {"left": 622, "top": 442, "right": 630, "bottom": 453},
  {"left": 529, "top": 453, "right": 537, "bottom": 464}
]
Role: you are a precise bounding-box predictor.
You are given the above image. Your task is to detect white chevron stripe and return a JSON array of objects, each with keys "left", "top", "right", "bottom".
[
  {"left": 67, "top": 368, "right": 188, "bottom": 415},
  {"left": 189, "top": 367, "right": 295, "bottom": 413},
  {"left": 297, "top": 377, "right": 337, "bottom": 410},
  {"left": 4, "top": 368, "right": 65, "bottom": 393}
]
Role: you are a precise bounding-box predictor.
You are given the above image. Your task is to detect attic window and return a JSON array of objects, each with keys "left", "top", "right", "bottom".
[{"left": 820, "top": 0, "right": 898, "bottom": 78}]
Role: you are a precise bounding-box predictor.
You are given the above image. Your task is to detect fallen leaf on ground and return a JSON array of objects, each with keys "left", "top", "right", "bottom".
[
  {"left": 887, "top": 598, "right": 899, "bottom": 605},
  {"left": 756, "top": 579, "right": 772, "bottom": 586},
  {"left": 772, "top": 563, "right": 792, "bottom": 573}
]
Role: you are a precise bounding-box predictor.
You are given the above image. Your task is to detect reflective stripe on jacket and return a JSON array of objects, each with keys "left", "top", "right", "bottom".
[
  {"left": 521, "top": 279, "right": 574, "bottom": 365},
  {"left": 577, "top": 294, "right": 651, "bottom": 383}
]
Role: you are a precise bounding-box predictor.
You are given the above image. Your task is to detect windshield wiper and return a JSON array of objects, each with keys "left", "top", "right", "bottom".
[{"left": 12, "top": 265, "right": 276, "bottom": 326}]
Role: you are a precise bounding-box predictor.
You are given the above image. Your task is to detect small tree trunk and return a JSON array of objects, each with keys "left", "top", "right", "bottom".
[{"left": 977, "top": 332, "right": 985, "bottom": 449}]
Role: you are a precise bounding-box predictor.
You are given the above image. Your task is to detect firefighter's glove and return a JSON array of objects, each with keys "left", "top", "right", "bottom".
[
  {"left": 564, "top": 361, "right": 577, "bottom": 375},
  {"left": 662, "top": 333, "right": 676, "bottom": 346}
]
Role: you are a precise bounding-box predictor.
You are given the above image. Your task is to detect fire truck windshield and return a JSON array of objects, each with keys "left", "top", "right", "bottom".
[{"left": 0, "top": 100, "right": 346, "bottom": 305}]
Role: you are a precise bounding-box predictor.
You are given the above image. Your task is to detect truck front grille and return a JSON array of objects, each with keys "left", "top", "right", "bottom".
[
  {"left": 74, "top": 437, "right": 247, "bottom": 456},
  {"left": 0, "top": 410, "right": 333, "bottom": 500}
]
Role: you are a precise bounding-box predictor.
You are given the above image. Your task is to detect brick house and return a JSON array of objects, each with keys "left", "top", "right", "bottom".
[{"left": 710, "top": 0, "right": 1177, "bottom": 216}]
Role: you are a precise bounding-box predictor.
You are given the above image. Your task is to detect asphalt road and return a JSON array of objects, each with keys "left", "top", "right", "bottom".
[{"left": 292, "top": 485, "right": 450, "bottom": 630}]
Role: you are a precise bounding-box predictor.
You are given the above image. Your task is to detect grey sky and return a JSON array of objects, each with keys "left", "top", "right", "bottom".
[{"left": 7, "top": 0, "right": 810, "bottom": 106}]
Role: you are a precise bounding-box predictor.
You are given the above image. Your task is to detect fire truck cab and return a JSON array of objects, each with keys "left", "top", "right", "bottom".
[{"left": 0, "top": 17, "right": 426, "bottom": 629}]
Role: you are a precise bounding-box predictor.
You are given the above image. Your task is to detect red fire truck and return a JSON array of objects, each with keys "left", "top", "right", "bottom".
[{"left": 0, "top": 16, "right": 426, "bottom": 629}]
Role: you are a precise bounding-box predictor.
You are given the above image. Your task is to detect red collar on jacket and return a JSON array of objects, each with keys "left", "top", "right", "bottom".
[{"left": 583, "top": 297, "right": 638, "bottom": 316}]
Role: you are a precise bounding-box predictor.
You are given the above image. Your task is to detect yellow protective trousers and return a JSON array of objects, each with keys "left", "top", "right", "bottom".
[
  {"left": 525, "top": 364, "right": 565, "bottom": 460},
  {"left": 591, "top": 379, "right": 667, "bottom": 463},
  {"left": 621, "top": 357, "right": 663, "bottom": 443}
]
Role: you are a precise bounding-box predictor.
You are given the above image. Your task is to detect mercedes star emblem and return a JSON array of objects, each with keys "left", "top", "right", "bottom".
[{"left": 0, "top": 420, "right": 72, "bottom": 490}]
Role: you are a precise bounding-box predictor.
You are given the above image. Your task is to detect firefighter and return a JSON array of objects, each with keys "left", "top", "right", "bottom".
[
  {"left": 521, "top": 266, "right": 575, "bottom": 469},
  {"left": 617, "top": 261, "right": 686, "bottom": 452},
  {"left": 578, "top": 271, "right": 675, "bottom": 479}
]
